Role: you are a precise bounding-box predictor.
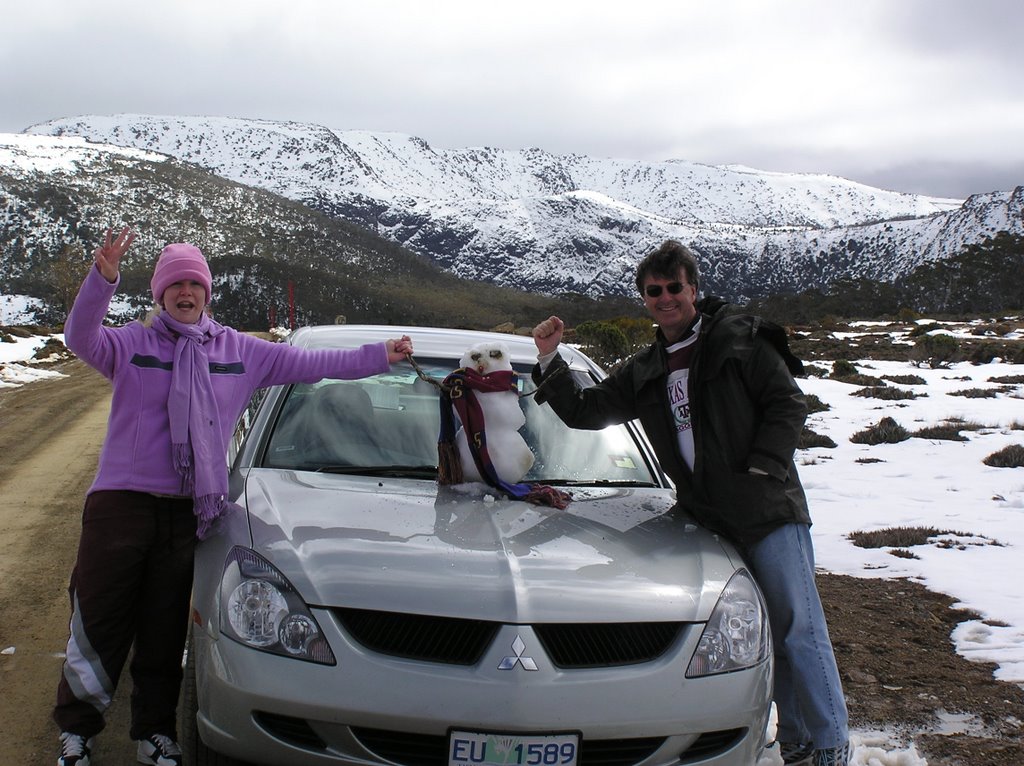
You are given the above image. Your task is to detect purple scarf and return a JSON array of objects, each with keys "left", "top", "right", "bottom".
[{"left": 152, "top": 311, "right": 230, "bottom": 539}]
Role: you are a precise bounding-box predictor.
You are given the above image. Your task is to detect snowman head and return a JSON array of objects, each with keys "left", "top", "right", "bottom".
[{"left": 461, "top": 342, "right": 513, "bottom": 376}]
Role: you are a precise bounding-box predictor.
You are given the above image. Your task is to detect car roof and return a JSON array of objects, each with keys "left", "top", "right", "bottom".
[{"left": 288, "top": 324, "right": 597, "bottom": 370}]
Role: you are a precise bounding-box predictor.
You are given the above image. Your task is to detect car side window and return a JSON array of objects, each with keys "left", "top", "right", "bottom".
[{"left": 229, "top": 387, "right": 268, "bottom": 465}]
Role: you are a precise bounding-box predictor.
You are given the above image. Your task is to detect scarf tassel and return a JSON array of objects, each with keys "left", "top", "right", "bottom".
[
  {"left": 437, "top": 441, "right": 463, "bottom": 485},
  {"left": 522, "top": 484, "right": 572, "bottom": 510},
  {"left": 194, "top": 493, "right": 229, "bottom": 540},
  {"left": 172, "top": 442, "right": 192, "bottom": 473},
  {"left": 172, "top": 443, "right": 195, "bottom": 495}
]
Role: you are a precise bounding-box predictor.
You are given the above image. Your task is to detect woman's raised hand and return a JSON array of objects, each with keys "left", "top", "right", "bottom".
[
  {"left": 94, "top": 226, "right": 137, "bottom": 283},
  {"left": 386, "top": 335, "right": 414, "bottom": 363}
]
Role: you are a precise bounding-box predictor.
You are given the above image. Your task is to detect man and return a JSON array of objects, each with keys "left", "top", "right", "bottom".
[{"left": 531, "top": 240, "right": 850, "bottom": 766}]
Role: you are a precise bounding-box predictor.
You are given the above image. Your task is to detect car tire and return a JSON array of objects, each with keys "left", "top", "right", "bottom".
[{"left": 179, "top": 625, "right": 252, "bottom": 766}]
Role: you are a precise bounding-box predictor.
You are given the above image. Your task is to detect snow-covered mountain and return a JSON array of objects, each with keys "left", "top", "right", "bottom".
[
  {"left": 0, "top": 133, "right": 497, "bottom": 328},
  {"left": 1, "top": 132, "right": 650, "bottom": 329},
  {"left": 22, "top": 114, "right": 1024, "bottom": 300}
]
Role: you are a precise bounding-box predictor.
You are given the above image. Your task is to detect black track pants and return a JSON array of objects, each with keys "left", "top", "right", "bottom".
[{"left": 53, "top": 490, "right": 197, "bottom": 740}]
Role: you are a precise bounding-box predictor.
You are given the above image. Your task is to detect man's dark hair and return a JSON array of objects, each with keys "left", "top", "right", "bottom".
[{"left": 635, "top": 240, "right": 700, "bottom": 294}]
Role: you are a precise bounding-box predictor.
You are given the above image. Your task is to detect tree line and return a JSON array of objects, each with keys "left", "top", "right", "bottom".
[
  {"left": 21, "top": 223, "right": 1024, "bottom": 345},
  {"left": 746, "top": 231, "right": 1024, "bottom": 324},
  {"left": 569, "top": 232, "right": 1024, "bottom": 370}
]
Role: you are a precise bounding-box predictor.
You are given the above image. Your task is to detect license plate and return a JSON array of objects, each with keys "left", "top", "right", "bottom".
[{"left": 448, "top": 730, "right": 579, "bottom": 766}]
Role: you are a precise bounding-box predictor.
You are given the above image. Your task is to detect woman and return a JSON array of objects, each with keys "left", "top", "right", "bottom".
[{"left": 54, "top": 227, "right": 413, "bottom": 766}]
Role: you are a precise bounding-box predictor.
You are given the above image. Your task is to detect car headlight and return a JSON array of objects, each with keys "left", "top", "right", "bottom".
[
  {"left": 220, "top": 546, "right": 336, "bottom": 665},
  {"left": 685, "top": 569, "right": 770, "bottom": 677}
]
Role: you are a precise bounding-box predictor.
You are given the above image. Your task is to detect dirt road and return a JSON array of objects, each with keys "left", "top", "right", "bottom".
[
  {"left": 1, "top": 359, "right": 1023, "bottom": 765},
  {"left": 0, "top": 360, "right": 137, "bottom": 765}
]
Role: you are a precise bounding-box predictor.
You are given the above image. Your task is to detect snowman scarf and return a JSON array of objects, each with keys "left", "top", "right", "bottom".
[
  {"left": 437, "top": 367, "right": 570, "bottom": 509},
  {"left": 152, "top": 311, "right": 232, "bottom": 539}
]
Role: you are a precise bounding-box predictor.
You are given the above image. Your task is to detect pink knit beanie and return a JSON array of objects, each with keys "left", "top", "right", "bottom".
[{"left": 150, "top": 243, "right": 213, "bottom": 304}]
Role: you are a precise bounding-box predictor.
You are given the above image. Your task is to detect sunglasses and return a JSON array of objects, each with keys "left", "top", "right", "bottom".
[{"left": 643, "top": 281, "right": 688, "bottom": 298}]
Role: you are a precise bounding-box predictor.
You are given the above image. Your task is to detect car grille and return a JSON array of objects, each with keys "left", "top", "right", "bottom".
[
  {"left": 351, "top": 728, "right": 666, "bottom": 766},
  {"left": 336, "top": 608, "right": 684, "bottom": 668},
  {"left": 336, "top": 608, "right": 500, "bottom": 664},
  {"left": 534, "top": 622, "right": 684, "bottom": 668}
]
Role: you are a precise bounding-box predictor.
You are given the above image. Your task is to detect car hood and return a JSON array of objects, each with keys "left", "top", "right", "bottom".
[{"left": 241, "top": 469, "right": 741, "bottom": 624}]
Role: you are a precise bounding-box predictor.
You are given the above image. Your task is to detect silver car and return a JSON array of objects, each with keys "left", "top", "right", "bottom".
[{"left": 180, "top": 325, "right": 773, "bottom": 766}]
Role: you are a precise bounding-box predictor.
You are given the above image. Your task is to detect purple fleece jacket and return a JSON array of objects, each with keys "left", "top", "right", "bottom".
[{"left": 65, "top": 265, "right": 390, "bottom": 497}]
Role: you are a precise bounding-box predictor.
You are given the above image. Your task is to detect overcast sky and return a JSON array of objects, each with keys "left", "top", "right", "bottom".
[{"left": 4, "top": 0, "right": 1022, "bottom": 200}]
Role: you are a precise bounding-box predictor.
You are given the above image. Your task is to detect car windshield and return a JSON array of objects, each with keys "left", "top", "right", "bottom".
[{"left": 260, "top": 357, "right": 658, "bottom": 486}]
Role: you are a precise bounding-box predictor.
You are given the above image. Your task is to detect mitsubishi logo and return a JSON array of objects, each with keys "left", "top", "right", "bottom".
[{"left": 498, "top": 635, "right": 538, "bottom": 670}]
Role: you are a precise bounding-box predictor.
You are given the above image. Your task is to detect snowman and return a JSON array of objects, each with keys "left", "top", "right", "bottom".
[{"left": 453, "top": 341, "right": 535, "bottom": 484}]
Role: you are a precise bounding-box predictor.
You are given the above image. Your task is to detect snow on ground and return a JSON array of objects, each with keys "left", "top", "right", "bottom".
[
  {"left": 0, "top": 294, "right": 45, "bottom": 326},
  {"left": 800, "top": 359, "right": 1024, "bottom": 683},
  {"left": 2, "top": 326, "right": 1022, "bottom": 765},
  {"left": 0, "top": 328, "right": 67, "bottom": 388}
]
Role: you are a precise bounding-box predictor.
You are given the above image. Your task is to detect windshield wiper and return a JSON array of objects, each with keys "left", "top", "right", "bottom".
[{"left": 317, "top": 465, "right": 438, "bottom": 478}]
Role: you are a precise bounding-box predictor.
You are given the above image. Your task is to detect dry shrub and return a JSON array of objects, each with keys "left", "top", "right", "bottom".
[
  {"left": 798, "top": 428, "right": 836, "bottom": 449},
  {"left": 831, "top": 359, "right": 859, "bottom": 378},
  {"left": 988, "top": 374, "right": 1024, "bottom": 384},
  {"left": 882, "top": 373, "right": 926, "bottom": 385},
  {"left": 32, "top": 338, "right": 69, "bottom": 360},
  {"left": 852, "top": 386, "right": 920, "bottom": 400},
  {"left": 889, "top": 549, "right": 920, "bottom": 560},
  {"left": 912, "top": 424, "right": 968, "bottom": 442},
  {"left": 950, "top": 388, "right": 998, "bottom": 399},
  {"left": 983, "top": 444, "right": 1024, "bottom": 468},
  {"left": 849, "top": 526, "right": 965, "bottom": 549},
  {"left": 804, "top": 393, "right": 830, "bottom": 414},
  {"left": 850, "top": 527, "right": 1002, "bottom": 554},
  {"left": 940, "top": 417, "right": 987, "bottom": 432},
  {"left": 850, "top": 417, "right": 910, "bottom": 445},
  {"left": 837, "top": 373, "right": 885, "bottom": 386}
]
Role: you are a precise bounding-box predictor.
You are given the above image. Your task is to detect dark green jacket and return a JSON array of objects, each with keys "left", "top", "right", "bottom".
[{"left": 533, "top": 299, "right": 811, "bottom": 544}]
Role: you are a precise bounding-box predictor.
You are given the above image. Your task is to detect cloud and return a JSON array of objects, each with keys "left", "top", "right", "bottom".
[
  {"left": 854, "top": 159, "right": 1024, "bottom": 199},
  {"left": 3, "top": 0, "right": 1022, "bottom": 199}
]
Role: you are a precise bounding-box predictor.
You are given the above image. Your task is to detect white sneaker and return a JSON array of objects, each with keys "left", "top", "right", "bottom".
[
  {"left": 778, "top": 741, "right": 814, "bottom": 765},
  {"left": 136, "top": 733, "right": 183, "bottom": 766},
  {"left": 58, "top": 731, "right": 94, "bottom": 766},
  {"left": 812, "top": 743, "right": 851, "bottom": 766}
]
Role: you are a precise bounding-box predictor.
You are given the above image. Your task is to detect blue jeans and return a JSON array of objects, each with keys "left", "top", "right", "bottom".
[{"left": 740, "top": 523, "right": 849, "bottom": 749}]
